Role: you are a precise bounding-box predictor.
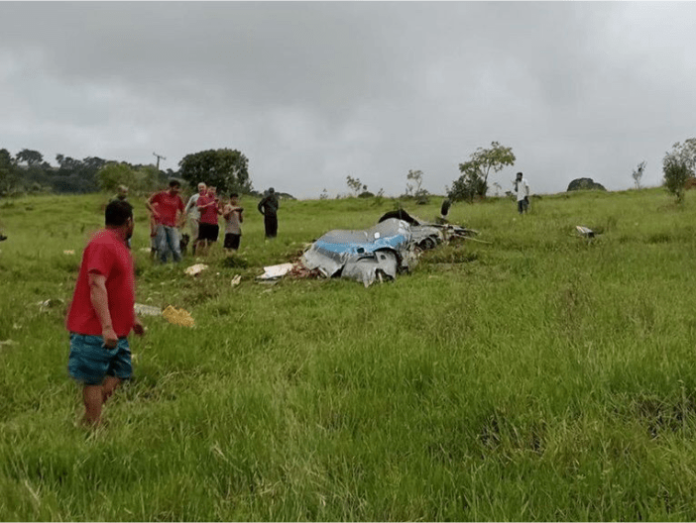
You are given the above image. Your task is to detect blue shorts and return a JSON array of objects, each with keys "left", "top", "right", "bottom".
[{"left": 68, "top": 333, "right": 132, "bottom": 385}]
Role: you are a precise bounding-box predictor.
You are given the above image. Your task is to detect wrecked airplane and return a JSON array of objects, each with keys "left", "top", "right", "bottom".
[{"left": 300, "top": 211, "right": 476, "bottom": 287}]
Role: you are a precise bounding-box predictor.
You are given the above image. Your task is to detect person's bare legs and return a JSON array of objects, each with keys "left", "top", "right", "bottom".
[
  {"left": 82, "top": 376, "right": 121, "bottom": 426},
  {"left": 82, "top": 385, "right": 104, "bottom": 426},
  {"left": 102, "top": 376, "right": 121, "bottom": 403}
]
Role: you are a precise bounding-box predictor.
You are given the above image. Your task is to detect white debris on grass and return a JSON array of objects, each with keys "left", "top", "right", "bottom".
[
  {"left": 257, "top": 263, "right": 294, "bottom": 280},
  {"left": 184, "top": 263, "right": 208, "bottom": 277},
  {"left": 134, "top": 303, "right": 162, "bottom": 316},
  {"left": 231, "top": 274, "right": 242, "bottom": 287},
  {"left": 63, "top": 250, "right": 75, "bottom": 255}
]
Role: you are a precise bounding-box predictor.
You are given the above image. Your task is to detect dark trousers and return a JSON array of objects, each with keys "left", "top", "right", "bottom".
[{"left": 264, "top": 214, "right": 278, "bottom": 238}]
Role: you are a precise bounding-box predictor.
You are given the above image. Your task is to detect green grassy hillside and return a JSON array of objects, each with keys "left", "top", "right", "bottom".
[{"left": 2, "top": 188, "right": 696, "bottom": 520}]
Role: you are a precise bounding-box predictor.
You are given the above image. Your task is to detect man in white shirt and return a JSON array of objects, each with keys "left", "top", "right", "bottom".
[
  {"left": 184, "top": 182, "right": 207, "bottom": 253},
  {"left": 514, "top": 172, "right": 530, "bottom": 214}
]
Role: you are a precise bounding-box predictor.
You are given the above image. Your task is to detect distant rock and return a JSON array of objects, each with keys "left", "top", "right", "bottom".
[{"left": 566, "top": 178, "right": 607, "bottom": 192}]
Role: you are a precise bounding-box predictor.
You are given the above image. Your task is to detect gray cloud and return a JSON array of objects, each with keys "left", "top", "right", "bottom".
[{"left": 1, "top": 2, "right": 695, "bottom": 198}]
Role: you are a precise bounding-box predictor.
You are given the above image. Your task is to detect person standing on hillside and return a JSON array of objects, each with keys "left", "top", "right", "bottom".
[
  {"left": 110, "top": 185, "right": 129, "bottom": 204},
  {"left": 66, "top": 200, "right": 144, "bottom": 426},
  {"left": 223, "top": 193, "right": 244, "bottom": 252},
  {"left": 514, "top": 172, "right": 530, "bottom": 214},
  {"left": 184, "top": 182, "right": 206, "bottom": 255},
  {"left": 146, "top": 179, "right": 185, "bottom": 263},
  {"left": 195, "top": 185, "right": 222, "bottom": 256},
  {"left": 257, "top": 187, "right": 279, "bottom": 239},
  {"left": 439, "top": 198, "right": 451, "bottom": 223}
]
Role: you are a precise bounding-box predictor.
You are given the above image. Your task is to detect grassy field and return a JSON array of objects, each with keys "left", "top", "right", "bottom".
[{"left": 2, "top": 187, "right": 696, "bottom": 520}]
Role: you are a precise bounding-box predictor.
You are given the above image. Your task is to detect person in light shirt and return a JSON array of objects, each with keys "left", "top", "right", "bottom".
[
  {"left": 514, "top": 172, "right": 530, "bottom": 214},
  {"left": 184, "top": 182, "right": 207, "bottom": 255}
]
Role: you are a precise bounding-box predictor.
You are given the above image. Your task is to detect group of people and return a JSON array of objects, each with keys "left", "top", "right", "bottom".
[
  {"left": 66, "top": 174, "right": 528, "bottom": 426},
  {"left": 67, "top": 180, "right": 281, "bottom": 424},
  {"left": 138, "top": 180, "right": 280, "bottom": 264}
]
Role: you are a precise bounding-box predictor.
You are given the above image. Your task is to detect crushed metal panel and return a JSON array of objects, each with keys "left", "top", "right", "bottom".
[
  {"left": 342, "top": 250, "right": 399, "bottom": 287},
  {"left": 301, "top": 219, "right": 412, "bottom": 279},
  {"left": 410, "top": 225, "right": 444, "bottom": 250}
]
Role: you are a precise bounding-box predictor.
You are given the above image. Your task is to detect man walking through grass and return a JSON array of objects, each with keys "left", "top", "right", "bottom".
[
  {"left": 514, "top": 172, "right": 530, "bottom": 214},
  {"left": 146, "top": 179, "right": 186, "bottom": 263},
  {"left": 66, "top": 200, "right": 144, "bottom": 426}
]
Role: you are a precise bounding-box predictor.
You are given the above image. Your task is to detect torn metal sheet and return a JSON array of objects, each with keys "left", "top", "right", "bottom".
[
  {"left": 342, "top": 250, "right": 399, "bottom": 288},
  {"left": 301, "top": 218, "right": 415, "bottom": 286}
]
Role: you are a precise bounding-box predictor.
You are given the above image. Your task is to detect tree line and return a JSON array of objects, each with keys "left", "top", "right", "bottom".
[{"left": 0, "top": 147, "right": 253, "bottom": 198}]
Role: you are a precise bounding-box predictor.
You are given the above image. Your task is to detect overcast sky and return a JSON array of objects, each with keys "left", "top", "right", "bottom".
[{"left": 1, "top": 2, "right": 694, "bottom": 198}]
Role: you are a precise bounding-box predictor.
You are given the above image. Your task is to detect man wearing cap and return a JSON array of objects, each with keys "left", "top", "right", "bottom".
[{"left": 257, "top": 187, "right": 280, "bottom": 239}]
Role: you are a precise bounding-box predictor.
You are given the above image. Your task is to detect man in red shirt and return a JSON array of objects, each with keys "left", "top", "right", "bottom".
[
  {"left": 146, "top": 179, "right": 186, "bottom": 263},
  {"left": 195, "top": 185, "right": 222, "bottom": 256},
  {"left": 66, "top": 200, "right": 144, "bottom": 426}
]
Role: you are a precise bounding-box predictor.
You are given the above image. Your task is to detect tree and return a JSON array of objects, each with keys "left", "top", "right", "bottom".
[
  {"left": 16, "top": 148, "right": 43, "bottom": 167},
  {"left": 663, "top": 139, "right": 696, "bottom": 203},
  {"left": 134, "top": 164, "right": 165, "bottom": 194},
  {"left": 632, "top": 161, "right": 646, "bottom": 189},
  {"left": 667, "top": 139, "right": 696, "bottom": 174},
  {"left": 98, "top": 163, "right": 137, "bottom": 194},
  {"left": 346, "top": 175, "right": 364, "bottom": 196},
  {"left": 178, "top": 148, "right": 252, "bottom": 195},
  {"left": 0, "top": 149, "right": 20, "bottom": 196},
  {"left": 449, "top": 141, "right": 515, "bottom": 202}
]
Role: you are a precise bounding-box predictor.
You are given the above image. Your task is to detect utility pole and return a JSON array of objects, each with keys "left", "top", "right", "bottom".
[{"left": 153, "top": 152, "right": 166, "bottom": 171}]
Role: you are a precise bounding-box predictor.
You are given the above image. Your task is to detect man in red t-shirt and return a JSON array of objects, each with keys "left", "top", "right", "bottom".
[
  {"left": 146, "top": 179, "right": 185, "bottom": 263},
  {"left": 66, "top": 200, "right": 145, "bottom": 426},
  {"left": 195, "top": 185, "right": 222, "bottom": 256}
]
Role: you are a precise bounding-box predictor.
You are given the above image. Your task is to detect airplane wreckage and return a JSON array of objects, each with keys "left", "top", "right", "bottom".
[{"left": 258, "top": 210, "right": 479, "bottom": 287}]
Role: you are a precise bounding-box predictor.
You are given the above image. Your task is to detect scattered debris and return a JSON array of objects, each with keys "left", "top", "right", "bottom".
[
  {"left": 184, "top": 263, "right": 208, "bottom": 277},
  {"left": 0, "top": 339, "right": 17, "bottom": 348},
  {"left": 162, "top": 305, "right": 195, "bottom": 327},
  {"left": 231, "top": 274, "right": 242, "bottom": 287},
  {"left": 139, "top": 247, "right": 151, "bottom": 253},
  {"left": 576, "top": 226, "right": 595, "bottom": 239},
  {"left": 63, "top": 250, "right": 75, "bottom": 255},
  {"left": 37, "top": 298, "right": 65, "bottom": 311},
  {"left": 134, "top": 303, "right": 162, "bottom": 316},
  {"left": 257, "top": 263, "right": 295, "bottom": 280}
]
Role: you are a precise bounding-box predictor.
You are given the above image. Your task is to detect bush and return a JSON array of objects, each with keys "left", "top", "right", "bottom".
[{"left": 663, "top": 161, "right": 691, "bottom": 203}]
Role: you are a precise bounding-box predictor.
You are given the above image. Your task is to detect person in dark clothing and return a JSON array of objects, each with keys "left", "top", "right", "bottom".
[
  {"left": 257, "top": 187, "right": 280, "bottom": 239},
  {"left": 440, "top": 198, "right": 451, "bottom": 223}
]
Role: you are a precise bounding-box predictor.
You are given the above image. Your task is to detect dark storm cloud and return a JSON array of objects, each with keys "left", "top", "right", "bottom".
[{"left": 1, "top": 2, "right": 695, "bottom": 198}]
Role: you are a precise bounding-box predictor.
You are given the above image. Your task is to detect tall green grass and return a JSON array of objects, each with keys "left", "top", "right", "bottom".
[{"left": 2, "top": 188, "right": 696, "bottom": 520}]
